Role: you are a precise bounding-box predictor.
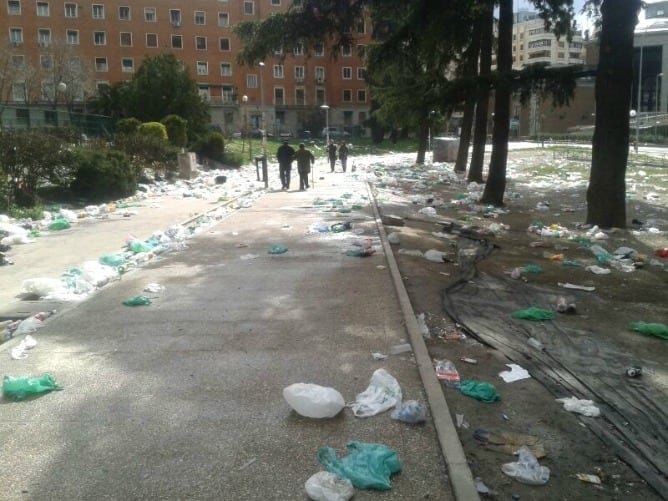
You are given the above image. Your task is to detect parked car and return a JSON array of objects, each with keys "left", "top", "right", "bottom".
[
  {"left": 321, "top": 126, "right": 351, "bottom": 139},
  {"left": 278, "top": 130, "right": 293, "bottom": 138}
]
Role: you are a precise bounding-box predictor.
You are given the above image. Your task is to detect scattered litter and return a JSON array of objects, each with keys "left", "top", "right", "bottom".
[
  {"left": 576, "top": 473, "right": 602, "bottom": 484},
  {"left": 434, "top": 359, "right": 461, "bottom": 388},
  {"left": 268, "top": 243, "right": 288, "bottom": 254},
  {"left": 305, "top": 471, "right": 354, "bottom": 501},
  {"left": 2, "top": 373, "right": 63, "bottom": 401},
  {"left": 317, "top": 441, "right": 401, "bottom": 490},
  {"left": 390, "top": 400, "right": 427, "bottom": 424},
  {"left": 416, "top": 313, "right": 430, "bottom": 338},
  {"left": 556, "top": 297, "right": 576, "bottom": 314},
  {"left": 240, "top": 253, "right": 259, "bottom": 260},
  {"left": 143, "top": 283, "right": 165, "bottom": 293},
  {"left": 351, "top": 369, "right": 402, "bottom": 417},
  {"left": 527, "top": 337, "right": 545, "bottom": 351},
  {"left": 511, "top": 307, "right": 555, "bottom": 321},
  {"left": 238, "top": 458, "right": 257, "bottom": 471},
  {"left": 424, "top": 249, "right": 450, "bottom": 262},
  {"left": 122, "top": 296, "right": 152, "bottom": 306},
  {"left": 459, "top": 380, "right": 501, "bottom": 403},
  {"left": 460, "top": 357, "right": 478, "bottom": 364},
  {"left": 629, "top": 321, "right": 668, "bottom": 340},
  {"left": 558, "top": 282, "right": 596, "bottom": 292},
  {"left": 371, "top": 352, "right": 388, "bottom": 360},
  {"left": 474, "top": 477, "right": 491, "bottom": 496},
  {"left": 626, "top": 366, "right": 643, "bottom": 378},
  {"left": 345, "top": 246, "right": 375, "bottom": 257},
  {"left": 283, "top": 383, "right": 345, "bottom": 419},
  {"left": 397, "top": 248, "right": 424, "bottom": 257},
  {"left": 501, "top": 445, "right": 550, "bottom": 485},
  {"left": 389, "top": 343, "right": 412, "bottom": 355},
  {"left": 418, "top": 206, "right": 437, "bottom": 217},
  {"left": 387, "top": 232, "right": 401, "bottom": 244},
  {"left": 456, "top": 414, "right": 469, "bottom": 429},
  {"left": 555, "top": 396, "right": 601, "bottom": 417},
  {"left": 499, "top": 364, "right": 531, "bottom": 383},
  {"left": 474, "top": 429, "right": 545, "bottom": 458}
]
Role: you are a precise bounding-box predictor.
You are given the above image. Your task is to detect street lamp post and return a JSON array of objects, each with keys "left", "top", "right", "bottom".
[
  {"left": 242, "top": 95, "right": 252, "bottom": 161},
  {"left": 54, "top": 80, "right": 66, "bottom": 126},
  {"left": 656, "top": 73, "right": 663, "bottom": 113},
  {"left": 258, "top": 62, "right": 267, "bottom": 187},
  {"left": 321, "top": 104, "right": 330, "bottom": 144}
]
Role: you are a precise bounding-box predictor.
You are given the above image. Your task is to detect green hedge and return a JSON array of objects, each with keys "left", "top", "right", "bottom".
[{"left": 70, "top": 150, "right": 137, "bottom": 202}]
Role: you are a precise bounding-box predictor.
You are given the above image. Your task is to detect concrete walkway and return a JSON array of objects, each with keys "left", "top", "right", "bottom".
[{"left": 0, "top": 161, "right": 478, "bottom": 500}]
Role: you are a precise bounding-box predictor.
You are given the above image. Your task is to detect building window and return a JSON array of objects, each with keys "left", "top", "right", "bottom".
[
  {"left": 271, "top": 0, "right": 280, "bottom": 6},
  {"left": 196, "top": 36, "right": 207, "bottom": 50},
  {"left": 12, "top": 82, "right": 26, "bottom": 101},
  {"left": 66, "top": 29, "right": 78, "bottom": 45},
  {"left": 146, "top": 33, "right": 158, "bottom": 48},
  {"left": 120, "top": 32, "right": 132, "bottom": 47},
  {"left": 294, "top": 66, "right": 304, "bottom": 81},
  {"left": 315, "top": 66, "right": 325, "bottom": 82},
  {"left": 64, "top": 2, "right": 76, "bottom": 18},
  {"left": 222, "top": 85, "right": 235, "bottom": 103},
  {"left": 218, "top": 12, "right": 229, "bottom": 27},
  {"left": 357, "top": 20, "right": 366, "bottom": 34},
  {"left": 247, "top": 74, "right": 258, "bottom": 88},
  {"left": 9, "top": 27, "right": 23, "bottom": 44},
  {"left": 273, "top": 64, "right": 284, "bottom": 78},
  {"left": 219, "top": 38, "right": 231, "bottom": 51},
  {"left": 343, "top": 89, "right": 352, "bottom": 102},
  {"left": 356, "top": 44, "right": 366, "bottom": 58},
  {"left": 93, "top": 31, "right": 106, "bottom": 46},
  {"left": 357, "top": 67, "right": 366, "bottom": 80},
  {"left": 171, "top": 35, "right": 183, "bottom": 49},
  {"left": 95, "top": 56, "right": 108, "bottom": 72},
  {"left": 92, "top": 4, "right": 104, "bottom": 19},
  {"left": 341, "top": 44, "right": 352, "bottom": 57},
  {"left": 7, "top": 0, "right": 20, "bottom": 15},
  {"left": 295, "top": 88, "right": 305, "bottom": 105},
  {"left": 274, "top": 87, "right": 284, "bottom": 105},
  {"left": 357, "top": 89, "right": 366, "bottom": 102},
  {"left": 293, "top": 43, "right": 304, "bottom": 56},
  {"left": 194, "top": 11, "right": 205, "bottom": 25},
  {"left": 37, "top": 28, "right": 51, "bottom": 46},
  {"left": 40, "top": 54, "right": 52, "bottom": 70},
  {"left": 36, "top": 1, "right": 49, "bottom": 17},
  {"left": 11, "top": 55, "right": 24, "bottom": 67},
  {"left": 144, "top": 7, "right": 156, "bottom": 22},
  {"left": 342, "top": 67, "right": 352, "bottom": 79},
  {"left": 119, "top": 6, "right": 130, "bottom": 20},
  {"left": 244, "top": 1, "right": 254, "bottom": 15},
  {"left": 170, "top": 9, "right": 181, "bottom": 26},
  {"left": 121, "top": 58, "right": 134, "bottom": 73},
  {"left": 196, "top": 61, "right": 208, "bottom": 75},
  {"left": 198, "top": 86, "right": 210, "bottom": 102},
  {"left": 220, "top": 62, "right": 232, "bottom": 76},
  {"left": 315, "top": 43, "right": 324, "bottom": 57},
  {"left": 273, "top": 47, "right": 284, "bottom": 56}
]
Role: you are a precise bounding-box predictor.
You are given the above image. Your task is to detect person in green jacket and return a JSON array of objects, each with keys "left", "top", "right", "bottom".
[{"left": 294, "top": 143, "right": 314, "bottom": 191}]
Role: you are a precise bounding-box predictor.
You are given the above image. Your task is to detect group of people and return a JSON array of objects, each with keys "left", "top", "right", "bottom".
[{"left": 275, "top": 139, "right": 349, "bottom": 191}]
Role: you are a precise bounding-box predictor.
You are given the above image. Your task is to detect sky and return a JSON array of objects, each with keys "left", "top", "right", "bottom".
[{"left": 514, "top": 0, "right": 592, "bottom": 32}]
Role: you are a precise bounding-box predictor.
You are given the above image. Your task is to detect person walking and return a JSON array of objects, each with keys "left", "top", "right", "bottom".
[
  {"left": 338, "top": 141, "right": 349, "bottom": 173},
  {"left": 276, "top": 139, "right": 295, "bottom": 190},
  {"left": 327, "top": 140, "right": 337, "bottom": 172},
  {"left": 294, "top": 143, "right": 314, "bottom": 191}
]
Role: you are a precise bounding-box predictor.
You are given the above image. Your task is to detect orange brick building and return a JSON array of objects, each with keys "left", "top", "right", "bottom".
[{"left": 2, "top": 0, "right": 373, "bottom": 136}]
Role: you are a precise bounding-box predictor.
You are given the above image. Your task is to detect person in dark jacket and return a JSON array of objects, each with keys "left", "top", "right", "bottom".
[
  {"left": 338, "top": 141, "right": 349, "bottom": 172},
  {"left": 327, "top": 140, "right": 337, "bottom": 172},
  {"left": 294, "top": 143, "right": 314, "bottom": 190},
  {"left": 276, "top": 140, "right": 295, "bottom": 190}
]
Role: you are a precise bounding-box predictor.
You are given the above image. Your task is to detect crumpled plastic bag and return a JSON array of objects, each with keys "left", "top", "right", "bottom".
[
  {"left": 629, "top": 321, "right": 668, "bottom": 340},
  {"left": 501, "top": 445, "right": 550, "bottom": 485},
  {"left": 304, "top": 471, "right": 354, "bottom": 501},
  {"left": 3, "top": 374, "right": 63, "bottom": 401},
  {"left": 351, "top": 368, "right": 402, "bottom": 417},
  {"left": 424, "top": 249, "right": 448, "bottom": 262},
  {"left": 283, "top": 383, "right": 345, "bottom": 418},
  {"left": 459, "top": 380, "right": 501, "bottom": 403},
  {"left": 511, "top": 307, "right": 555, "bottom": 321},
  {"left": 20, "top": 277, "right": 65, "bottom": 299},
  {"left": 317, "top": 441, "right": 401, "bottom": 490},
  {"left": 268, "top": 243, "right": 288, "bottom": 254},
  {"left": 556, "top": 396, "right": 601, "bottom": 417},
  {"left": 390, "top": 400, "right": 427, "bottom": 424}
]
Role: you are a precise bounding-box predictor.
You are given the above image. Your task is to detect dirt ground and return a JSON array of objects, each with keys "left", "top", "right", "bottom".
[{"left": 371, "top": 147, "right": 667, "bottom": 500}]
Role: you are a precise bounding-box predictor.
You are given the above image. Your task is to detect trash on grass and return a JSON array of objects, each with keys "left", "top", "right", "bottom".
[
  {"left": 283, "top": 383, "right": 345, "bottom": 419},
  {"left": 317, "top": 441, "right": 401, "bottom": 490},
  {"left": 474, "top": 429, "right": 545, "bottom": 458},
  {"left": 351, "top": 369, "right": 402, "bottom": 418},
  {"left": 555, "top": 396, "right": 601, "bottom": 417},
  {"left": 304, "top": 471, "right": 354, "bottom": 501},
  {"left": 501, "top": 445, "right": 550, "bottom": 485}
]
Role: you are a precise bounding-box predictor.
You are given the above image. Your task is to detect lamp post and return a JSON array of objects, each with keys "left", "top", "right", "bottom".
[
  {"left": 630, "top": 110, "right": 639, "bottom": 153},
  {"left": 54, "top": 80, "right": 66, "bottom": 126},
  {"left": 656, "top": 73, "right": 663, "bottom": 113},
  {"left": 321, "top": 104, "right": 330, "bottom": 144},
  {"left": 242, "top": 95, "right": 252, "bottom": 161},
  {"left": 636, "top": 29, "right": 646, "bottom": 148},
  {"left": 258, "top": 62, "right": 267, "bottom": 159}
]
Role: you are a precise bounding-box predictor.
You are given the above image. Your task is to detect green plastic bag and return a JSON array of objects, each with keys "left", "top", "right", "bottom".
[
  {"left": 317, "top": 441, "right": 401, "bottom": 490},
  {"left": 99, "top": 254, "right": 128, "bottom": 267},
  {"left": 330, "top": 222, "right": 352, "bottom": 233},
  {"left": 3, "top": 374, "right": 63, "bottom": 401},
  {"left": 123, "top": 296, "right": 152, "bottom": 306},
  {"left": 346, "top": 247, "right": 375, "bottom": 257},
  {"left": 129, "top": 240, "right": 152, "bottom": 253},
  {"left": 48, "top": 219, "right": 71, "bottom": 231},
  {"left": 268, "top": 244, "right": 288, "bottom": 254},
  {"left": 522, "top": 264, "right": 543, "bottom": 274},
  {"left": 511, "top": 307, "right": 554, "bottom": 321},
  {"left": 459, "top": 380, "right": 501, "bottom": 403},
  {"left": 629, "top": 322, "right": 668, "bottom": 340}
]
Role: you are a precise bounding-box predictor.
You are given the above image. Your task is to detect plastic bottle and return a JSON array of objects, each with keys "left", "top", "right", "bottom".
[{"left": 434, "top": 359, "right": 461, "bottom": 388}]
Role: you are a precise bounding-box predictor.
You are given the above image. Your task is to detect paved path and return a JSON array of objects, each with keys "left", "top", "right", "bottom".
[{"left": 0, "top": 161, "right": 477, "bottom": 500}]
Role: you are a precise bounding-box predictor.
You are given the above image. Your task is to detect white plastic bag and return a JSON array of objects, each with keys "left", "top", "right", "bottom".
[
  {"left": 501, "top": 445, "right": 550, "bottom": 485},
  {"left": 387, "top": 232, "right": 401, "bottom": 244},
  {"left": 305, "top": 471, "right": 354, "bottom": 501},
  {"left": 351, "top": 368, "right": 402, "bottom": 417},
  {"left": 424, "top": 249, "right": 448, "bottom": 263},
  {"left": 20, "top": 278, "right": 64, "bottom": 298},
  {"left": 416, "top": 313, "right": 430, "bottom": 339},
  {"left": 390, "top": 400, "right": 427, "bottom": 424},
  {"left": 283, "top": 383, "right": 345, "bottom": 418},
  {"left": 556, "top": 396, "right": 601, "bottom": 417}
]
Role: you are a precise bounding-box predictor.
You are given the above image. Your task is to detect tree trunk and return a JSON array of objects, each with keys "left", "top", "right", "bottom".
[
  {"left": 586, "top": 0, "right": 642, "bottom": 228},
  {"left": 481, "top": 0, "right": 512, "bottom": 206},
  {"left": 468, "top": 0, "right": 494, "bottom": 183},
  {"left": 455, "top": 23, "right": 482, "bottom": 173},
  {"left": 416, "top": 120, "right": 428, "bottom": 164}
]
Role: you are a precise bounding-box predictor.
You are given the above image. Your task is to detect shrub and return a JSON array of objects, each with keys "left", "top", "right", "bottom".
[
  {"left": 194, "top": 132, "right": 225, "bottom": 162},
  {"left": 116, "top": 118, "right": 141, "bottom": 135},
  {"left": 113, "top": 134, "right": 178, "bottom": 176},
  {"left": 70, "top": 149, "right": 136, "bottom": 202},
  {"left": 138, "top": 122, "right": 168, "bottom": 141},
  {"left": 161, "top": 114, "right": 188, "bottom": 148}
]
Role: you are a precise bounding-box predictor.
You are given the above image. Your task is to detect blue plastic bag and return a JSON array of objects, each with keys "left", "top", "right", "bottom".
[{"left": 317, "top": 441, "right": 401, "bottom": 490}]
